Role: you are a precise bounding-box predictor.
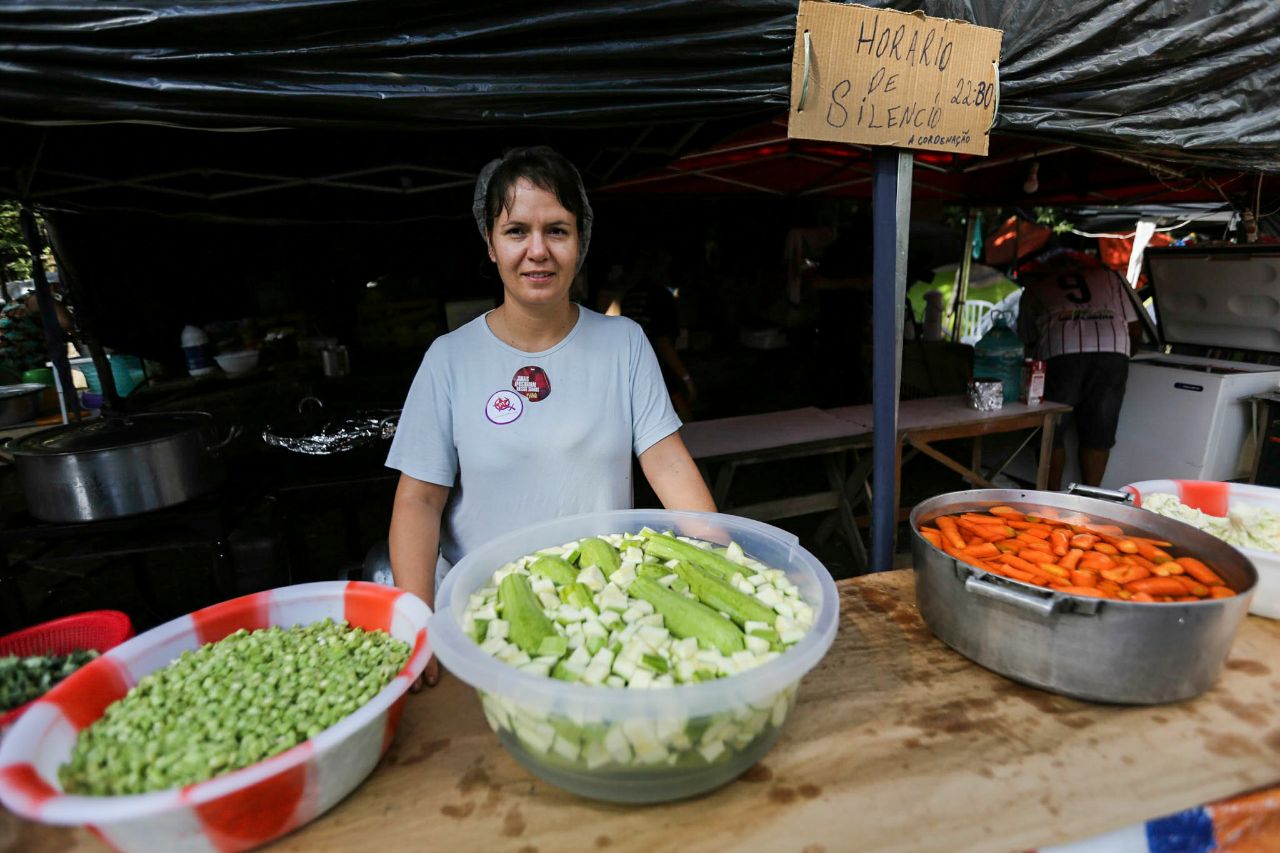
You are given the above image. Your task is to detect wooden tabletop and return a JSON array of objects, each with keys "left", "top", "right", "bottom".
[
  {"left": 8, "top": 571, "right": 1280, "bottom": 853},
  {"left": 828, "top": 395, "right": 1072, "bottom": 435},
  {"left": 679, "top": 406, "right": 870, "bottom": 462}
]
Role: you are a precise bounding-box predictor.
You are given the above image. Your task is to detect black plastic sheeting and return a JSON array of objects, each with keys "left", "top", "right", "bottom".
[{"left": 1, "top": 0, "right": 1278, "bottom": 172}]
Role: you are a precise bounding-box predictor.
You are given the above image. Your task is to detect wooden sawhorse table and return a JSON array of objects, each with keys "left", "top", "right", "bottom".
[{"left": 679, "top": 406, "right": 874, "bottom": 567}]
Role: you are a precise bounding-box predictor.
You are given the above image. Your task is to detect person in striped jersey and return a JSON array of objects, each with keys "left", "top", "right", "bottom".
[{"left": 1017, "top": 249, "right": 1142, "bottom": 489}]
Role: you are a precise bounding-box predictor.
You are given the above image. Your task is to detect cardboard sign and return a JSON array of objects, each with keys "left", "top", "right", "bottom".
[{"left": 789, "top": 1, "right": 1003, "bottom": 156}]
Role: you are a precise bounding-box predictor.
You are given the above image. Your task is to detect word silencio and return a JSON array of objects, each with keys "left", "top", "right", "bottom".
[
  {"left": 825, "top": 14, "right": 993, "bottom": 147},
  {"left": 791, "top": 2, "right": 1003, "bottom": 157}
]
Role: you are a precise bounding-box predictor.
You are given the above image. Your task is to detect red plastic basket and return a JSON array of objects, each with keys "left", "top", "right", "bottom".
[{"left": 0, "top": 610, "right": 134, "bottom": 727}]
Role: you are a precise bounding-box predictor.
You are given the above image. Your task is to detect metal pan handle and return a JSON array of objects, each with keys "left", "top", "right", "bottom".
[
  {"left": 206, "top": 424, "right": 243, "bottom": 454},
  {"left": 964, "top": 574, "right": 1058, "bottom": 618},
  {"left": 1065, "top": 483, "right": 1133, "bottom": 504}
]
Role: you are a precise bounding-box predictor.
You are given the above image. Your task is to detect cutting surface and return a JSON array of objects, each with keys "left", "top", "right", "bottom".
[{"left": 6, "top": 570, "right": 1279, "bottom": 853}]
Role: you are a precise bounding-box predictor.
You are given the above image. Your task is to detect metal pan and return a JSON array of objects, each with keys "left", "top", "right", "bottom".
[
  {"left": 0, "top": 383, "right": 46, "bottom": 428},
  {"left": 910, "top": 488, "right": 1257, "bottom": 704}
]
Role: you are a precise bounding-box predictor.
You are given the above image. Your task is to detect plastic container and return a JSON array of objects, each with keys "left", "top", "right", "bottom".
[
  {"left": 212, "top": 349, "right": 260, "bottom": 376},
  {"left": 0, "top": 610, "right": 134, "bottom": 728},
  {"left": 973, "top": 314, "right": 1025, "bottom": 404},
  {"left": 181, "top": 325, "right": 215, "bottom": 377},
  {"left": 430, "top": 509, "right": 839, "bottom": 804},
  {"left": 1124, "top": 479, "right": 1280, "bottom": 619},
  {"left": 77, "top": 355, "right": 146, "bottom": 398},
  {"left": 0, "top": 581, "right": 432, "bottom": 852}
]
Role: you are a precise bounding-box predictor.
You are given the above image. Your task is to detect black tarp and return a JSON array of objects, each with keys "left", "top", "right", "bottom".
[
  {"left": 2, "top": 0, "right": 1278, "bottom": 173},
  {"left": 2, "top": 1, "right": 1277, "bottom": 357}
]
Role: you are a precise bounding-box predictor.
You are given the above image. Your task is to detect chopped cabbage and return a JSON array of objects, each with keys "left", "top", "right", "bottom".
[{"left": 1142, "top": 492, "right": 1280, "bottom": 553}]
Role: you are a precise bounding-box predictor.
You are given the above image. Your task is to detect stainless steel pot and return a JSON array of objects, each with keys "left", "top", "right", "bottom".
[
  {"left": 910, "top": 488, "right": 1258, "bottom": 705},
  {"left": 6, "top": 412, "right": 235, "bottom": 522},
  {"left": 0, "top": 383, "right": 45, "bottom": 427}
]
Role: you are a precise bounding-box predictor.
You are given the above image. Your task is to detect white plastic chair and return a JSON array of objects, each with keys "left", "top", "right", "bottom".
[{"left": 958, "top": 299, "right": 995, "bottom": 344}]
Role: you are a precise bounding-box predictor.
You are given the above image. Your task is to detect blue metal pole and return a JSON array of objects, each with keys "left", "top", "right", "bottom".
[{"left": 870, "top": 148, "right": 913, "bottom": 573}]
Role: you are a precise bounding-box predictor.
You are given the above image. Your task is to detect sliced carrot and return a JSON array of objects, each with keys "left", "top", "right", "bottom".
[
  {"left": 1125, "top": 577, "right": 1187, "bottom": 597},
  {"left": 1086, "top": 524, "right": 1125, "bottom": 537},
  {"left": 1097, "top": 579, "right": 1123, "bottom": 596},
  {"left": 1016, "top": 535, "right": 1053, "bottom": 552},
  {"left": 1070, "top": 534, "right": 1099, "bottom": 550},
  {"left": 920, "top": 528, "right": 944, "bottom": 548},
  {"left": 961, "top": 542, "right": 1000, "bottom": 560},
  {"left": 1037, "top": 563, "right": 1070, "bottom": 579},
  {"left": 1057, "top": 585, "right": 1106, "bottom": 598},
  {"left": 1131, "top": 592, "right": 1156, "bottom": 603},
  {"left": 1000, "top": 553, "right": 1042, "bottom": 575},
  {"left": 1209, "top": 586, "right": 1235, "bottom": 599},
  {"left": 1176, "top": 557, "right": 1224, "bottom": 587},
  {"left": 1100, "top": 565, "right": 1150, "bottom": 585},
  {"left": 1058, "top": 548, "right": 1084, "bottom": 570},
  {"left": 961, "top": 513, "right": 1008, "bottom": 526},
  {"left": 1027, "top": 515, "right": 1074, "bottom": 528},
  {"left": 1069, "top": 569, "right": 1097, "bottom": 588},
  {"left": 988, "top": 506, "right": 1025, "bottom": 519},
  {"left": 974, "top": 521, "right": 1016, "bottom": 542},
  {"left": 1018, "top": 549, "right": 1057, "bottom": 565},
  {"left": 1174, "top": 577, "right": 1210, "bottom": 598},
  {"left": 1092, "top": 542, "right": 1119, "bottom": 556},
  {"left": 937, "top": 516, "right": 967, "bottom": 550},
  {"left": 1134, "top": 540, "right": 1173, "bottom": 564},
  {"left": 1049, "top": 530, "right": 1070, "bottom": 557},
  {"left": 1079, "top": 553, "right": 1117, "bottom": 570}
]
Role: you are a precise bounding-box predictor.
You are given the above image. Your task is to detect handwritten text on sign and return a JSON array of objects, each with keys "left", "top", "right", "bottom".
[{"left": 789, "top": 2, "right": 1003, "bottom": 156}]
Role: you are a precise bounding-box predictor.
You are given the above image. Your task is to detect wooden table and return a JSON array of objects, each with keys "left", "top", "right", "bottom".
[
  {"left": 680, "top": 407, "right": 873, "bottom": 565},
  {"left": 828, "top": 395, "right": 1072, "bottom": 493},
  {"left": 10, "top": 571, "right": 1279, "bottom": 853}
]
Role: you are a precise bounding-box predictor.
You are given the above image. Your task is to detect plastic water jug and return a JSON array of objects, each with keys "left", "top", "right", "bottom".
[
  {"left": 973, "top": 313, "right": 1024, "bottom": 403},
  {"left": 181, "top": 325, "right": 215, "bottom": 376}
]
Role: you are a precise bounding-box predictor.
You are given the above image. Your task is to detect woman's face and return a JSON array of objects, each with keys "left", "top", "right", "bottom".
[{"left": 487, "top": 178, "right": 580, "bottom": 311}]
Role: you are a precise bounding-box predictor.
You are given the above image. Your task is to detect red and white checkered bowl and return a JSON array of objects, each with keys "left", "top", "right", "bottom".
[
  {"left": 0, "top": 581, "right": 432, "bottom": 852},
  {"left": 1124, "top": 479, "right": 1280, "bottom": 619}
]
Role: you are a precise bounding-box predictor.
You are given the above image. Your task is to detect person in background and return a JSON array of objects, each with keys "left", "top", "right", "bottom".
[
  {"left": 386, "top": 147, "right": 716, "bottom": 686},
  {"left": 0, "top": 282, "right": 74, "bottom": 383},
  {"left": 615, "top": 249, "right": 697, "bottom": 420},
  {"left": 1016, "top": 248, "right": 1142, "bottom": 489}
]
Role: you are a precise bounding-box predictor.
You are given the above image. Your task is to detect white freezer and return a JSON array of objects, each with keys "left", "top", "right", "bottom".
[{"left": 1097, "top": 353, "right": 1280, "bottom": 489}]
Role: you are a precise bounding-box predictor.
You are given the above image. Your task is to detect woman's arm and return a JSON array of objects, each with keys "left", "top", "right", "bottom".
[
  {"left": 639, "top": 432, "right": 716, "bottom": 512},
  {"left": 389, "top": 474, "right": 450, "bottom": 686}
]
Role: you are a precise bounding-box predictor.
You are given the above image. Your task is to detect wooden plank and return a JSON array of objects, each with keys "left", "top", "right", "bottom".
[
  {"left": 680, "top": 407, "right": 870, "bottom": 462},
  {"left": 723, "top": 491, "right": 842, "bottom": 521},
  {"left": 9, "top": 572, "right": 1279, "bottom": 853}
]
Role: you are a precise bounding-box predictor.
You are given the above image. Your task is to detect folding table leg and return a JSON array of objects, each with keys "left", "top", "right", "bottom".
[
  {"left": 1037, "top": 413, "right": 1060, "bottom": 490},
  {"left": 825, "top": 457, "right": 869, "bottom": 572},
  {"left": 712, "top": 461, "right": 738, "bottom": 510}
]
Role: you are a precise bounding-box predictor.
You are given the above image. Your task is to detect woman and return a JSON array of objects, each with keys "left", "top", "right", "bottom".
[{"left": 386, "top": 147, "right": 716, "bottom": 685}]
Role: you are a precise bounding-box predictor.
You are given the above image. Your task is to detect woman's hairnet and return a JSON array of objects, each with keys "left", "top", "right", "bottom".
[{"left": 472, "top": 148, "right": 593, "bottom": 274}]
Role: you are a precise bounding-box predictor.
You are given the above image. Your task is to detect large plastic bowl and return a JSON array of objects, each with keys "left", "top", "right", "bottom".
[
  {"left": 1124, "top": 479, "right": 1280, "bottom": 619},
  {"left": 0, "top": 581, "right": 432, "bottom": 852},
  {"left": 429, "top": 509, "right": 839, "bottom": 804}
]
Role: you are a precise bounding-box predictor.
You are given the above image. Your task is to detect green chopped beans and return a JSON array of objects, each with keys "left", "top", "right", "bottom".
[
  {"left": 0, "top": 649, "right": 99, "bottom": 712},
  {"left": 58, "top": 618, "right": 410, "bottom": 796}
]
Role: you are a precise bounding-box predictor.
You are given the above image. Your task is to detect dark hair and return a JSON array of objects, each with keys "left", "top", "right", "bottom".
[{"left": 484, "top": 146, "right": 586, "bottom": 236}]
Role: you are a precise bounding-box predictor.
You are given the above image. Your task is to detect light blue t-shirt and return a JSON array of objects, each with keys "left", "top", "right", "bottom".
[{"left": 386, "top": 306, "right": 681, "bottom": 569}]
